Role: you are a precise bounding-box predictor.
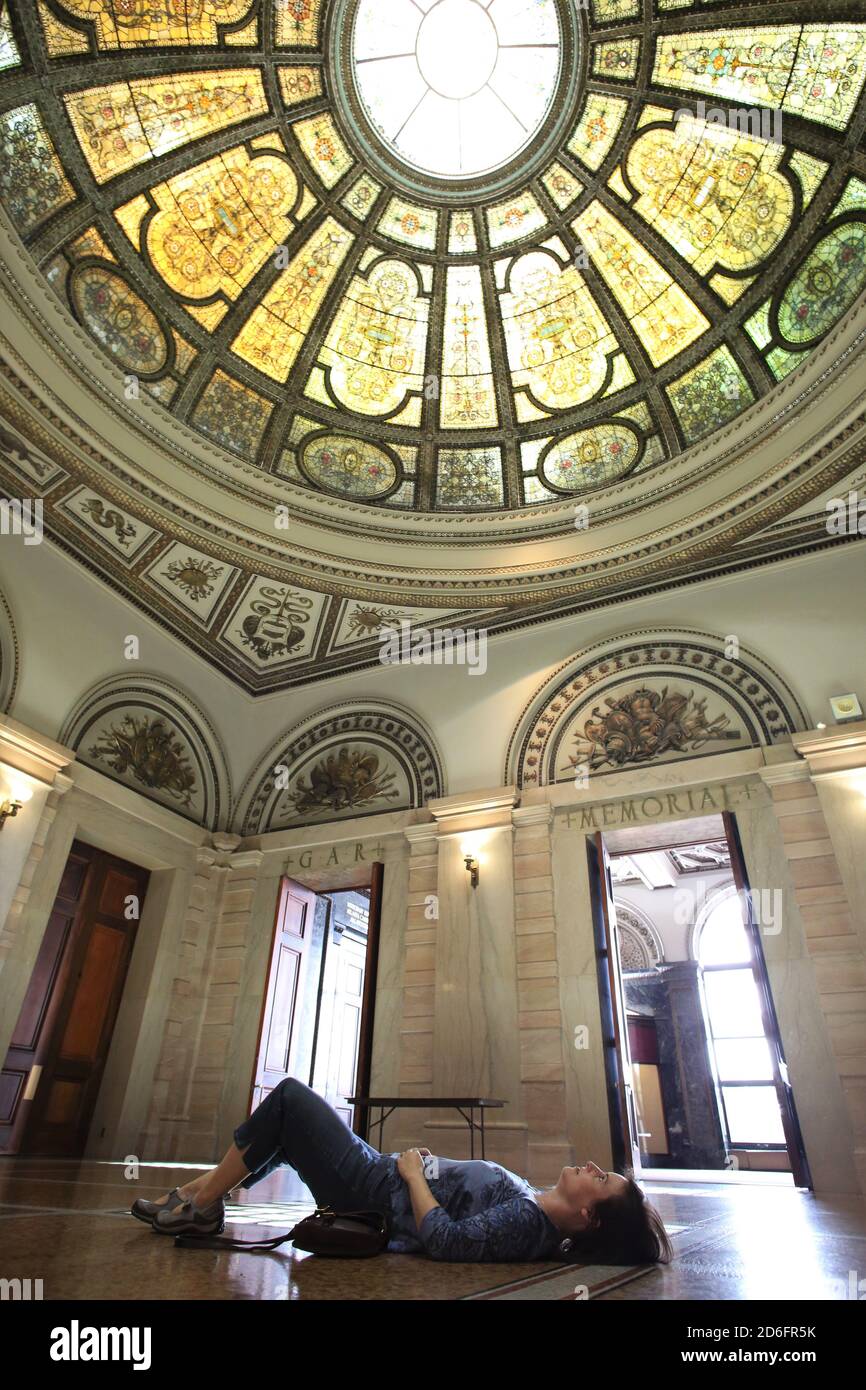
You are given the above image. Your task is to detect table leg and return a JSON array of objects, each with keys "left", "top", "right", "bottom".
[{"left": 480, "top": 1108, "right": 486, "bottom": 1160}]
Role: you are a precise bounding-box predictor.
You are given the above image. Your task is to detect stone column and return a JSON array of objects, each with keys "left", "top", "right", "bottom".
[
  {"left": 138, "top": 844, "right": 221, "bottom": 1158},
  {"left": 788, "top": 723, "right": 866, "bottom": 1195},
  {"left": 662, "top": 961, "right": 727, "bottom": 1168},
  {"left": 421, "top": 787, "right": 526, "bottom": 1168},
  {"left": 760, "top": 741, "right": 866, "bottom": 1196},
  {"left": 368, "top": 831, "right": 414, "bottom": 1103},
  {"left": 399, "top": 823, "right": 439, "bottom": 1102},
  {"left": 207, "top": 843, "right": 265, "bottom": 1156},
  {"left": 512, "top": 802, "right": 571, "bottom": 1184}
]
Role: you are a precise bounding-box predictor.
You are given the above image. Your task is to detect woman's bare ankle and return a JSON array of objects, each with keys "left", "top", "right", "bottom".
[
  {"left": 177, "top": 1176, "right": 206, "bottom": 1201},
  {"left": 190, "top": 1179, "right": 224, "bottom": 1209}
]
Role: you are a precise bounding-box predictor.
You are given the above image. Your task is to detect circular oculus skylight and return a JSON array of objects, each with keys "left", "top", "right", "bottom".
[{"left": 352, "top": 0, "right": 562, "bottom": 179}]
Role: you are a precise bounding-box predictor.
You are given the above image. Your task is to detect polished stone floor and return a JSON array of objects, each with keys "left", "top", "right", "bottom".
[{"left": 0, "top": 1157, "right": 863, "bottom": 1301}]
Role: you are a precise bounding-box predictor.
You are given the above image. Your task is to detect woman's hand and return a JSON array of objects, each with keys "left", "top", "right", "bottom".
[
  {"left": 397, "top": 1149, "right": 440, "bottom": 1230},
  {"left": 397, "top": 1148, "right": 427, "bottom": 1181}
]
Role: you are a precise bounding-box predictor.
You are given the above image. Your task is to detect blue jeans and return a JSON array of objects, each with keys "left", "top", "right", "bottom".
[{"left": 233, "top": 1078, "right": 396, "bottom": 1213}]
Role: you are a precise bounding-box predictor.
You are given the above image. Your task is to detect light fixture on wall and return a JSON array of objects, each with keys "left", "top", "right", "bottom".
[
  {"left": 464, "top": 853, "right": 479, "bottom": 889},
  {"left": 829, "top": 693, "right": 863, "bottom": 723},
  {"left": 461, "top": 832, "right": 488, "bottom": 889},
  {"left": 0, "top": 773, "right": 32, "bottom": 830},
  {"left": 0, "top": 794, "right": 23, "bottom": 830}
]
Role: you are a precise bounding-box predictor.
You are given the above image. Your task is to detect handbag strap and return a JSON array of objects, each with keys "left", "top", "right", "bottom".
[
  {"left": 174, "top": 1206, "right": 387, "bottom": 1253},
  {"left": 175, "top": 1229, "right": 295, "bottom": 1252}
]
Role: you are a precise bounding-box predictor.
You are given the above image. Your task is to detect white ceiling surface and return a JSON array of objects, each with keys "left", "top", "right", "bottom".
[
  {"left": 612, "top": 864, "right": 734, "bottom": 964},
  {"left": 3, "top": 537, "right": 865, "bottom": 796}
]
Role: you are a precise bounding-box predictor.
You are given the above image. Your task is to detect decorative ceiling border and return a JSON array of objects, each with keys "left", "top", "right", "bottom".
[
  {"left": 1, "top": 191, "right": 865, "bottom": 545},
  {"left": 2, "top": 350, "right": 865, "bottom": 590},
  {"left": 0, "top": 581, "right": 19, "bottom": 714},
  {"left": 2, "top": 355, "right": 866, "bottom": 693}
]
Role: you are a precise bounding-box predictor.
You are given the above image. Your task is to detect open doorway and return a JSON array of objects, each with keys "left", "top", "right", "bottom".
[
  {"left": 247, "top": 872, "right": 381, "bottom": 1201},
  {"left": 588, "top": 812, "right": 812, "bottom": 1189}
]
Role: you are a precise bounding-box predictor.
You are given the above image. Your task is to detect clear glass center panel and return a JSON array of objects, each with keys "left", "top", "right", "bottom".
[{"left": 353, "top": 0, "right": 562, "bottom": 179}]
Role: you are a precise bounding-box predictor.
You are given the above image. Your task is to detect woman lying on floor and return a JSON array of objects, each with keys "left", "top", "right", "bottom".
[{"left": 132, "top": 1078, "right": 672, "bottom": 1266}]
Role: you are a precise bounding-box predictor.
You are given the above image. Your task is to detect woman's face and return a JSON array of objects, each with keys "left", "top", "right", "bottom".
[{"left": 557, "top": 1161, "right": 629, "bottom": 1222}]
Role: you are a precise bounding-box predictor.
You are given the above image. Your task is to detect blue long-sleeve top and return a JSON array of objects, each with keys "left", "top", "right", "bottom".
[{"left": 382, "top": 1155, "right": 564, "bottom": 1262}]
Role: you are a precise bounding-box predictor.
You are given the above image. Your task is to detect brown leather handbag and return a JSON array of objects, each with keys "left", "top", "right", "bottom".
[
  {"left": 175, "top": 1205, "right": 389, "bottom": 1257},
  {"left": 290, "top": 1206, "right": 389, "bottom": 1257}
]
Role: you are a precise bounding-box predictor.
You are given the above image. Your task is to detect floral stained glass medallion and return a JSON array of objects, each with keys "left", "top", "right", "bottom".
[
  {"left": 301, "top": 435, "right": 399, "bottom": 497},
  {"left": 540, "top": 423, "right": 641, "bottom": 492},
  {"left": 70, "top": 266, "right": 170, "bottom": 376},
  {"left": 776, "top": 222, "right": 866, "bottom": 347}
]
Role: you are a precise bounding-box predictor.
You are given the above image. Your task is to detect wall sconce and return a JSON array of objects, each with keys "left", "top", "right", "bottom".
[
  {"left": 464, "top": 854, "right": 479, "bottom": 889},
  {"left": 0, "top": 795, "right": 23, "bottom": 830},
  {"left": 0, "top": 775, "right": 32, "bottom": 830}
]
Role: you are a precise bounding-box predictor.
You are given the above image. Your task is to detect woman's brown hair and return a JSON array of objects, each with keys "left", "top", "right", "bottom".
[{"left": 556, "top": 1170, "right": 673, "bottom": 1266}]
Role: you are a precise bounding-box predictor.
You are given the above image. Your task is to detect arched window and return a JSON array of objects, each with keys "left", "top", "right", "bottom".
[{"left": 696, "top": 888, "right": 786, "bottom": 1150}]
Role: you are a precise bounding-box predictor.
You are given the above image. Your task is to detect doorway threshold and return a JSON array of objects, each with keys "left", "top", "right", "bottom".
[{"left": 640, "top": 1167, "right": 795, "bottom": 1187}]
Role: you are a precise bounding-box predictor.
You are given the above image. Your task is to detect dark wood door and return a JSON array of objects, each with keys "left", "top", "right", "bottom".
[
  {"left": 249, "top": 876, "right": 318, "bottom": 1113},
  {"left": 0, "top": 841, "right": 150, "bottom": 1156},
  {"left": 588, "top": 833, "right": 642, "bottom": 1174},
  {"left": 352, "top": 860, "right": 383, "bottom": 1140}
]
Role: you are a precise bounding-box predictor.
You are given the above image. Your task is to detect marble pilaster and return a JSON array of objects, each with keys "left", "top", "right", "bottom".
[
  {"left": 777, "top": 725, "right": 866, "bottom": 1196},
  {"left": 420, "top": 788, "right": 525, "bottom": 1166}
]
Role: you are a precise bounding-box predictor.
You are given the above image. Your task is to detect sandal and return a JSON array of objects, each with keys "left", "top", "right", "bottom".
[
  {"left": 130, "top": 1187, "right": 187, "bottom": 1225},
  {"left": 152, "top": 1196, "right": 226, "bottom": 1237}
]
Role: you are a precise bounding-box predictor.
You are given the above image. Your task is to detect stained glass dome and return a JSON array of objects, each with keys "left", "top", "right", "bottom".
[{"left": 0, "top": 0, "right": 865, "bottom": 519}]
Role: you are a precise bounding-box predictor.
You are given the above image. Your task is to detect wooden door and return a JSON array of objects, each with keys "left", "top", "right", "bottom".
[
  {"left": 249, "top": 876, "right": 318, "bottom": 1113},
  {"left": 0, "top": 841, "right": 149, "bottom": 1156},
  {"left": 588, "top": 833, "right": 642, "bottom": 1174},
  {"left": 351, "top": 861, "right": 383, "bottom": 1140},
  {"left": 722, "top": 811, "right": 812, "bottom": 1188},
  {"left": 314, "top": 925, "right": 367, "bottom": 1130}
]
